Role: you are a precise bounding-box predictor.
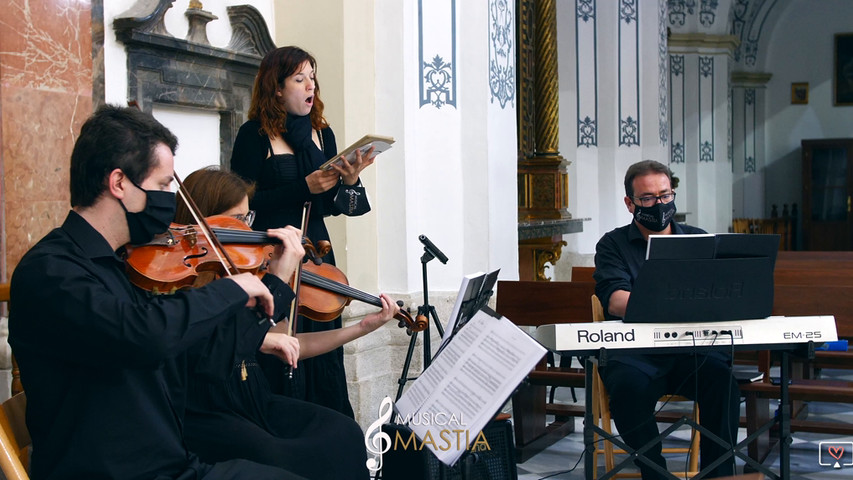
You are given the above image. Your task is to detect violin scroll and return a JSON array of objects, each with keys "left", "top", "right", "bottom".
[
  {"left": 302, "top": 238, "right": 332, "bottom": 265},
  {"left": 396, "top": 301, "right": 427, "bottom": 334}
]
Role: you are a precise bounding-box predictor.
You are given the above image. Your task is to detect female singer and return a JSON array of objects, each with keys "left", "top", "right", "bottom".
[
  {"left": 175, "top": 168, "right": 397, "bottom": 479},
  {"left": 231, "top": 45, "right": 374, "bottom": 416}
]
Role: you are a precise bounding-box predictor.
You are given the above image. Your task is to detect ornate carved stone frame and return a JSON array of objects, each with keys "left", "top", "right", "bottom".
[{"left": 113, "top": 1, "right": 275, "bottom": 167}]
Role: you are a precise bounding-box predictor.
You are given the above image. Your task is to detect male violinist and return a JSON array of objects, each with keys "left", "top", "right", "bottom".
[{"left": 8, "top": 105, "right": 308, "bottom": 479}]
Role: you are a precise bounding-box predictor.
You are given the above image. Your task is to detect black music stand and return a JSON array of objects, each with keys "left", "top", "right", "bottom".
[
  {"left": 394, "top": 238, "right": 448, "bottom": 401},
  {"left": 626, "top": 233, "right": 779, "bottom": 324},
  {"left": 433, "top": 269, "right": 500, "bottom": 360}
]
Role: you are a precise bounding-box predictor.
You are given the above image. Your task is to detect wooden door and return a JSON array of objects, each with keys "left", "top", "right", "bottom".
[{"left": 802, "top": 138, "right": 853, "bottom": 250}]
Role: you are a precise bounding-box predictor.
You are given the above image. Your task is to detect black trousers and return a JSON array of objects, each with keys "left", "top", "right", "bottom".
[
  {"left": 192, "top": 458, "right": 306, "bottom": 480},
  {"left": 599, "top": 354, "right": 740, "bottom": 480},
  {"left": 185, "top": 394, "right": 368, "bottom": 480}
]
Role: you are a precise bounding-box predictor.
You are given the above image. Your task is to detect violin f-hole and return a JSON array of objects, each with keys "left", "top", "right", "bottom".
[{"left": 183, "top": 247, "right": 209, "bottom": 268}]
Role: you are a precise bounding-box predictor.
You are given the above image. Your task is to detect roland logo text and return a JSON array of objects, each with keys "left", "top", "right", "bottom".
[{"left": 577, "top": 329, "right": 636, "bottom": 344}]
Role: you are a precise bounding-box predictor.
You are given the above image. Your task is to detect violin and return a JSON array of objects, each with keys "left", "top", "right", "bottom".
[
  {"left": 125, "top": 215, "right": 426, "bottom": 333},
  {"left": 299, "top": 262, "right": 426, "bottom": 332},
  {"left": 125, "top": 215, "right": 276, "bottom": 292}
]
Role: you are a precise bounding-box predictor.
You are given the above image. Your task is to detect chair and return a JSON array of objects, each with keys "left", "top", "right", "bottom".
[
  {"left": 590, "top": 295, "right": 700, "bottom": 479},
  {"left": 497, "top": 280, "right": 595, "bottom": 461},
  {"left": 0, "top": 393, "right": 29, "bottom": 479},
  {"left": 0, "top": 282, "right": 29, "bottom": 479}
]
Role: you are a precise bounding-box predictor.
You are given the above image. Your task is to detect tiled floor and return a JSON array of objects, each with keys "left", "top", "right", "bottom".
[{"left": 513, "top": 368, "right": 853, "bottom": 480}]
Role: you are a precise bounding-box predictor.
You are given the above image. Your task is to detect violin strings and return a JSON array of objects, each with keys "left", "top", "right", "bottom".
[
  {"left": 164, "top": 228, "right": 272, "bottom": 243},
  {"left": 301, "top": 271, "right": 380, "bottom": 306}
]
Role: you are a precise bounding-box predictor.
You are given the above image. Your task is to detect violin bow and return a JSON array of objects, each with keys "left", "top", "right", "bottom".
[
  {"left": 284, "top": 202, "right": 312, "bottom": 379},
  {"left": 173, "top": 173, "right": 241, "bottom": 276},
  {"left": 287, "top": 202, "right": 312, "bottom": 335}
]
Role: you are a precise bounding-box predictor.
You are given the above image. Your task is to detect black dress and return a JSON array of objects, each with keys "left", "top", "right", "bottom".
[
  {"left": 231, "top": 119, "right": 370, "bottom": 418},
  {"left": 183, "top": 274, "right": 369, "bottom": 480}
]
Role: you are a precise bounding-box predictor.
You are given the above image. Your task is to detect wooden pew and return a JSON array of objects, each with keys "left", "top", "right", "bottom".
[
  {"left": 570, "top": 266, "right": 595, "bottom": 283},
  {"left": 740, "top": 253, "right": 853, "bottom": 462},
  {"left": 496, "top": 280, "right": 595, "bottom": 462}
]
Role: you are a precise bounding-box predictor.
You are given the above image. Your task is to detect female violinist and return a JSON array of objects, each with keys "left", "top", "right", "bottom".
[
  {"left": 174, "top": 167, "right": 398, "bottom": 479},
  {"left": 231, "top": 46, "right": 374, "bottom": 416}
]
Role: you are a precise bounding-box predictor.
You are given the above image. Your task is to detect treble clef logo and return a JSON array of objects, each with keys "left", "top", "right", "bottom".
[{"left": 364, "top": 396, "right": 394, "bottom": 474}]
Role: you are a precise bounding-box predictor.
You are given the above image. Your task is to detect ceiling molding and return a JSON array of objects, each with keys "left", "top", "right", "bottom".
[
  {"left": 731, "top": 71, "right": 773, "bottom": 86},
  {"left": 668, "top": 33, "right": 741, "bottom": 55}
]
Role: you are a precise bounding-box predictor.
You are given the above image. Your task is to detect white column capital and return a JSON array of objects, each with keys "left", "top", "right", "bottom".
[{"left": 668, "top": 33, "right": 740, "bottom": 56}]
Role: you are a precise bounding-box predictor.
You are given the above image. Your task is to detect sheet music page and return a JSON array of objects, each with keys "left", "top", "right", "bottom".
[
  {"left": 439, "top": 269, "right": 500, "bottom": 353},
  {"left": 439, "top": 272, "right": 485, "bottom": 349},
  {"left": 395, "top": 309, "right": 546, "bottom": 466}
]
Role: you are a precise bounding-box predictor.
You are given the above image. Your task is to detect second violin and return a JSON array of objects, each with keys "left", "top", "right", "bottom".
[{"left": 125, "top": 214, "right": 425, "bottom": 332}]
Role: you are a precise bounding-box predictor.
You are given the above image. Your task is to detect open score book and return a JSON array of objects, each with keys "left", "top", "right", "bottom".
[
  {"left": 393, "top": 308, "right": 546, "bottom": 466},
  {"left": 320, "top": 134, "right": 395, "bottom": 171}
]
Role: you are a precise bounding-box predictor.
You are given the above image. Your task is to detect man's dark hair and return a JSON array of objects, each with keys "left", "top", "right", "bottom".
[
  {"left": 70, "top": 105, "right": 178, "bottom": 207},
  {"left": 624, "top": 160, "right": 674, "bottom": 198}
]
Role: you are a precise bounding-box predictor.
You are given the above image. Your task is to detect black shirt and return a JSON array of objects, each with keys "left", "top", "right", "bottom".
[
  {"left": 9, "top": 211, "right": 252, "bottom": 480},
  {"left": 593, "top": 221, "right": 707, "bottom": 319},
  {"left": 593, "top": 221, "right": 708, "bottom": 377}
]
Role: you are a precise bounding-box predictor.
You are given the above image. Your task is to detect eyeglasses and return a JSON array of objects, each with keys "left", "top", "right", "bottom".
[
  {"left": 632, "top": 192, "right": 676, "bottom": 207},
  {"left": 232, "top": 210, "right": 255, "bottom": 227}
]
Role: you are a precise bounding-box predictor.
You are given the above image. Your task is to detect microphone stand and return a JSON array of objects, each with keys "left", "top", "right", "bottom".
[{"left": 395, "top": 245, "right": 446, "bottom": 401}]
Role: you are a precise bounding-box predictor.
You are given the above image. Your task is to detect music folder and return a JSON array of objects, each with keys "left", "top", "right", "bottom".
[{"left": 624, "top": 233, "right": 779, "bottom": 324}]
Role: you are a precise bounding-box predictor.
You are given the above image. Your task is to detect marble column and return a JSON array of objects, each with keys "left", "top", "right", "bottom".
[
  {"left": 0, "top": 0, "right": 93, "bottom": 400},
  {"left": 0, "top": 0, "right": 94, "bottom": 280}
]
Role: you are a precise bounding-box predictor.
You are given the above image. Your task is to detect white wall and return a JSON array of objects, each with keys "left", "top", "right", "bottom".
[
  {"left": 103, "top": 0, "right": 274, "bottom": 183},
  {"left": 559, "top": 0, "right": 671, "bottom": 256},
  {"left": 762, "top": 0, "right": 853, "bottom": 217}
]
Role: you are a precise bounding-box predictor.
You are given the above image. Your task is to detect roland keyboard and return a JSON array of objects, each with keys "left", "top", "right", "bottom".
[{"left": 534, "top": 315, "right": 838, "bottom": 353}]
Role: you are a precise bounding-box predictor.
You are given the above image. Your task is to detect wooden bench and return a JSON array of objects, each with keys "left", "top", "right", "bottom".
[
  {"left": 739, "top": 255, "right": 853, "bottom": 462},
  {"left": 496, "top": 280, "right": 596, "bottom": 462},
  {"left": 570, "top": 266, "right": 595, "bottom": 283}
]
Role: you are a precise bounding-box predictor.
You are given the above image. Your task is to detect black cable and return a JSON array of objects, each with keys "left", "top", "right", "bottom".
[
  {"left": 547, "top": 330, "right": 739, "bottom": 480},
  {"left": 537, "top": 447, "right": 585, "bottom": 479}
]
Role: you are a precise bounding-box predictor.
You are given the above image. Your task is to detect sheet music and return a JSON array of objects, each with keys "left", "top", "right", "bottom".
[
  {"left": 439, "top": 269, "right": 500, "bottom": 353},
  {"left": 395, "top": 309, "right": 546, "bottom": 466}
]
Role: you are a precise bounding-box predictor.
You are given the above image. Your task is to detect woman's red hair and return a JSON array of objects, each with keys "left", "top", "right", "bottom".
[{"left": 248, "top": 46, "right": 329, "bottom": 139}]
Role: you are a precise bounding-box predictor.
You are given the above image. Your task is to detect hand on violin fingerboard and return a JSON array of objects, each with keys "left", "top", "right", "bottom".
[
  {"left": 358, "top": 294, "right": 401, "bottom": 333},
  {"left": 260, "top": 332, "right": 300, "bottom": 367},
  {"left": 264, "top": 226, "right": 304, "bottom": 282}
]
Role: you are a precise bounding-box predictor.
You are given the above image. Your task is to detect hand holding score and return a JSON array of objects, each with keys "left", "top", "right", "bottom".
[
  {"left": 306, "top": 168, "right": 340, "bottom": 194},
  {"left": 329, "top": 145, "right": 376, "bottom": 186}
]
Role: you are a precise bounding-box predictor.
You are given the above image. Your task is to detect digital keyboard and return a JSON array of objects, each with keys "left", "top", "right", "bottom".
[{"left": 535, "top": 315, "right": 838, "bottom": 353}]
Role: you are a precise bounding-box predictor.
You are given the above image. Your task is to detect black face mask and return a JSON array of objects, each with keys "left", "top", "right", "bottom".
[
  {"left": 633, "top": 201, "right": 676, "bottom": 232},
  {"left": 120, "top": 179, "right": 176, "bottom": 245}
]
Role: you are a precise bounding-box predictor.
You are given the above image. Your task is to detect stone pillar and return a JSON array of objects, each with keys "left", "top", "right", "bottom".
[
  {"left": 0, "top": 0, "right": 94, "bottom": 400},
  {"left": 668, "top": 34, "right": 739, "bottom": 233},
  {"left": 731, "top": 72, "right": 772, "bottom": 218}
]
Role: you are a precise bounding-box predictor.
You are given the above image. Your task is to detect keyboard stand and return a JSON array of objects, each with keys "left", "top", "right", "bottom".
[{"left": 582, "top": 347, "right": 795, "bottom": 480}]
